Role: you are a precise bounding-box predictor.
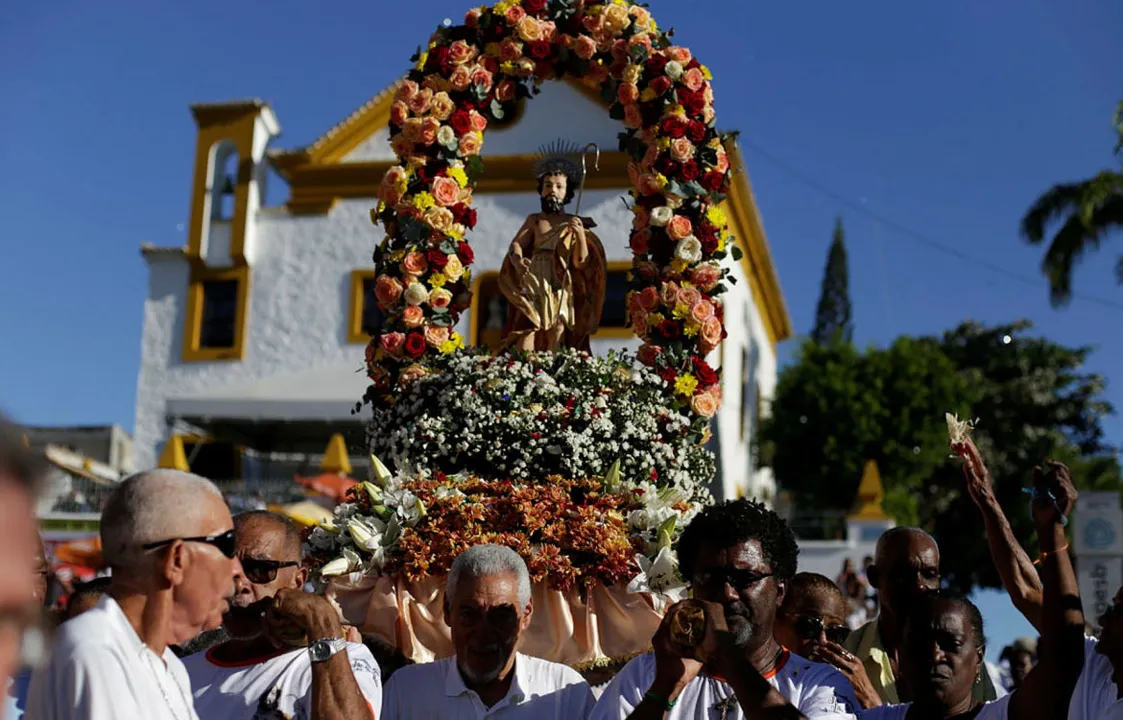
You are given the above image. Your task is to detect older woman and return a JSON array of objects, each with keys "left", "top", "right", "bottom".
[{"left": 863, "top": 462, "right": 1084, "bottom": 720}]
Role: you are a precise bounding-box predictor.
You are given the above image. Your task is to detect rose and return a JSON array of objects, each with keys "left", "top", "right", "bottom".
[
  {"left": 465, "top": 7, "right": 482, "bottom": 26},
  {"left": 499, "top": 39, "right": 524, "bottom": 62},
  {"left": 459, "top": 132, "right": 483, "bottom": 155},
  {"left": 402, "top": 251, "right": 429, "bottom": 275},
  {"left": 496, "top": 79, "right": 517, "bottom": 102},
  {"left": 374, "top": 275, "right": 404, "bottom": 308},
  {"left": 515, "top": 58, "right": 536, "bottom": 77},
  {"left": 690, "top": 262, "right": 722, "bottom": 291},
  {"left": 635, "top": 260, "right": 658, "bottom": 280},
  {"left": 693, "top": 358, "right": 720, "bottom": 387},
  {"left": 675, "top": 235, "right": 703, "bottom": 263},
  {"left": 419, "top": 117, "right": 440, "bottom": 146},
  {"left": 421, "top": 93, "right": 452, "bottom": 123},
  {"left": 631, "top": 308, "right": 648, "bottom": 337},
  {"left": 660, "top": 117, "right": 687, "bottom": 139},
  {"left": 637, "top": 343, "right": 662, "bottom": 366},
  {"left": 529, "top": 40, "right": 552, "bottom": 59},
  {"left": 402, "top": 118, "right": 423, "bottom": 143},
  {"left": 505, "top": 4, "right": 526, "bottom": 24},
  {"left": 660, "top": 281, "right": 680, "bottom": 306},
  {"left": 399, "top": 363, "right": 428, "bottom": 384},
  {"left": 670, "top": 137, "right": 696, "bottom": 163},
  {"left": 437, "top": 125, "right": 457, "bottom": 148},
  {"left": 690, "top": 391, "right": 718, "bottom": 418},
  {"left": 449, "top": 110, "right": 473, "bottom": 137},
  {"left": 680, "top": 160, "right": 700, "bottom": 181},
  {"left": 683, "top": 68, "right": 706, "bottom": 93},
  {"left": 667, "top": 46, "right": 692, "bottom": 64},
  {"left": 429, "top": 288, "right": 453, "bottom": 309},
  {"left": 426, "top": 248, "right": 449, "bottom": 270},
  {"left": 638, "top": 286, "right": 660, "bottom": 310},
  {"left": 617, "top": 82, "right": 640, "bottom": 105},
  {"left": 469, "top": 109, "right": 488, "bottom": 132},
  {"left": 404, "top": 282, "right": 430, "bottom": 307},
  {"left": 390, "top": 101, "right": 409, "bottom": 127},
  {"left": 404, "top": 332, "right": 427, "bottom": 358},
  {"left": 621, "top": 64, "right": 642, "bottom": 85},
  {"left": 701, "top": 171, "right": 725, "bottom": 192},
  {"left": 390, "top": 136, "right": 414, "bottom": 159},
  {"left": 658, "top": 320, "right": 681, "bottom": 341},
  {"left": 650, "top": 76, "right": 673, "bottom": 96},
  {"left": 629, "top": 229, "right": 650, "bottom": 254},
  {"left": 582, "top": 13, "right": 604, "bottom": 33},
  {"left": 646, "top": 54, "right": 668, "bottom": 74},
  {"left": 424, "top": 206, "right": 454, "bottom": 234},
  {"left": 516, "top": 16, "right": 541, "bottom": 42},
  {"left": 380, "top": 166, "right": 407, "bottom": 201},
  {"left": 690, "top": 299, "right": 715, "bottom": 323},
  {"left": 407, "top": 87, "right": 433, "bottom": 115},
  {"left": 623, "top": 104, "right": 643, "bottom": 129},
  {"left": 444, "top": 254, "right": 465, "bottom": 281},
  {"left": 448, "top": 65, "right": 471, "bottom": 92},
  {"left": 457, "top": 242, "right": 475, "bottom": 264},
  {"left": 677, "top": 285, "right": 702, "bottom": 307},
  {"left": 539, "top": 20, "right": 557, "bottom": 41},
  {"left": 396, "top": 79, "right": 419, "bottom": 103},
  {"left": 431, "top": 176, "right": 461, "bottom": 207},
  {"left": 451, "top": 204, "right": 477, "bottom": 229},
  {"left": 700, "top": 316, "right": 723, "bottom": 350},
  {"left": 401, "top": 305, "right": 425, "bottom": 328},
  {"left": 646, "top": 206, "right": 671, "bottom": 228},
  {"left": 424, "top": 325, "right": 450, "bottom": 349},
  {"left": 664, "top": 61, "right": 684, "bottom": 82},
  {"left": 470, "top": 69, "right": 494, "bottom": 94},
  {"left": 379, "top": 332, "right": 406, "bottom": 358},
  {"left": 449, "top": 40, "right": 475, "bottom": 65},
  {"left": 575, "top": 35, "right": 597, "bottom": 60},
  {"left": 603, "top": 3, "right": 630, "bottom": 32},
  {"left": 687, "top": 121, "right": 708, "bottom": 144},
  {"left": 523, "top": 0, "right": 547, "bottom": 13},
  {"left": 426, "top": 46, "right": 452, "bottom": 75},
  {"left": 667, "top": 215, "right": 693, "bottom": 241},
  {"left": 628, "top": 32, "right": 653, "bottom": 54},
  {"left": 714, "top": 150, "right": 730, "bottom": 174}
]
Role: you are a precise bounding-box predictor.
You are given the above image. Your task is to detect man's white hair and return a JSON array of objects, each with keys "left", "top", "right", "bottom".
[
  {"left": 446, "top": 544, "right": 532, "bottom": 609},
  {"left": 100, "top": 469, "right": 225, "bottom": 569}
]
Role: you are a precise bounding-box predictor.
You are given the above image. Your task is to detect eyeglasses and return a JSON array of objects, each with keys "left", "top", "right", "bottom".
[
  {"left": 693, "top": 568, "right": 775, "bottom": 592},
  {"left": 241, "top": 557, "right": 300, "bottom": 585},
  {"left": 787, "top": 613, "right": 851, "bottom": 644},
  {"left": 142, "top": 529, "right": 237, "bottom": 559}
]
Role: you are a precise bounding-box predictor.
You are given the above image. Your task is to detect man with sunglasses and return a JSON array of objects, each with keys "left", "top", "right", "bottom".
[
  {"left": 28, "top": 468, "right": 240, "bottom": 720},
  {"left": 183, "top": 511, "right": 381, "bottom": 719},
  {"left": 592, "top": 499, "right": 859, "bottom": 719}
]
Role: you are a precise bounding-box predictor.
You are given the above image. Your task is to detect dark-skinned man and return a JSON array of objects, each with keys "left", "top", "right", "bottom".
[{"left": 183, "top": 511, "right": 381, "bottom": 719}]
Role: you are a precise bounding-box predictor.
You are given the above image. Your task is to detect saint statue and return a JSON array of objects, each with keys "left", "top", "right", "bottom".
[{"left": 499, "top": 141, "right": 608, "bottom": 352}]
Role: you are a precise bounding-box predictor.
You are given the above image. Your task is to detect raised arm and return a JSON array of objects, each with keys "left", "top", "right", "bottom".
[
  {"left": 1005, "top": 462, "right": 1084, "bottom": 720},
  {"left": 957, "top": 438, "right": 1044, "bottom": 630}
]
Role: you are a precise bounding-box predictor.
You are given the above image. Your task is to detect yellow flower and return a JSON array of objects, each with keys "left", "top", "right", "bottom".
[
  {"left": 393, "top": 176, "right": 409, "bottom": 194},
  {"left": 657, "top": 137, "right": 671, "bottom": 151},
  {"left": 416, "top": 52, "right": 429, "bottom": 70},
  {"left": 495, "top": 0, "right": 515, "bottom": 11},
  {"left": 447, "top": 167, "right": 468, "bottom": 188},
  {"left": 413, "top": 192, "right": 436, "bottom": 211},
  {"left": 670, "top": 258, "right": 688, "bottom": 274},
  {"left": 484, "top": 42, "right": 502, "bottom": 57},
  {"left": 369, "top": 207, "right": 380, "bottom": 225},
  {"left": 640, "top": 88, "right": 657, "bottom": 103},
  {"left": 701, "top": 65, "right": 713, "bottom": 80},
  {"left": 654, "top": 173, "right": 669, "bottom": 189},
  {"left": 439, "top": 332, "right": 465, "bottom": 354},
  {"left": 716, "top": 235, "right": 726, "bottom": 253},
  {"left": 429, "top": 274, "right": 447, "bottom": 289},
  {"left": 706, "top": 205, "right": 727, "bottom": 227},
  {"left": 446, "top": 225, "right": 464, "bottom": 240},
  {"left": 668, "top": 104, "right": 686, "bottom": 117},
  {"left": 374, "top": 347, "right": 386, "bottom": 361},
  {"left": 674, "top": 373, "right": 699, "bottom": 397},
  {"left": 684, "top": 320, "right": 700, "bottom": 337},
  {"left": 672, "top": 302, "right": 690, "bottom": 320},
  {"left": 500, "top": 61, "right": 515, "bottom": 75},
  {"left": 390, "top": 249, "right": 406, "bottom": 262},
  {"left": 648, "top": 312, "right": 665, "bottom": 325}
]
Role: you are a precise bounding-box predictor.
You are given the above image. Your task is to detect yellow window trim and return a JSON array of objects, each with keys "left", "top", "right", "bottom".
[
  {"left": 182, "top": 264, "right": 250, "bottom": 363},
  {"left": 347, "top": 269, "right": 378, "bottom": 345},
  {"left": 468, "top": 260, "right": 635, "bottom": 346}
]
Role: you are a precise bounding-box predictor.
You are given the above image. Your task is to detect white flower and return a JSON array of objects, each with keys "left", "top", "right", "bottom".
[
  {"left": 650, "top": 206, "right": 673, "bottom": 227},
  {"left": 320, "top": 546, "right": 362, "bottom": 577},
  {"left": 664, "top": 61, "right": 684, "bottom": 81},
  {"left": 675, "top": 235, "right": 703, "bottom": 264},
  {"left": 627, "top": 548, "right": 687, "bottom": 612},
  {"left": 346, "top": 517, "right": 384, "bottom": 552},
  {"left": 385, "top": 488, "right": 425, "bottom": 526},
  {"left": 404, "top": 282, "right": 429, "bottom": 306},
  {"left": 437, "top": 125, "right": 456, "bottom": 148}
]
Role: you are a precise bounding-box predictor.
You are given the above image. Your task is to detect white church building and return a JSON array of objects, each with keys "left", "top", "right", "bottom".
[{"left": 133, "top": 77, "right": 792, "bottom": 501}]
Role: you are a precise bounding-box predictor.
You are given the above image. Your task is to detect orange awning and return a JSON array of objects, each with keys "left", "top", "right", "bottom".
[{"left": 295, "top": 473, "right": 358, "bottom": 503}]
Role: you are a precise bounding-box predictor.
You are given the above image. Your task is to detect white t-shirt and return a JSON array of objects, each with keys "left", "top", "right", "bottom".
[
  {"left": 183, "top": 641, "right": 382, "bottom": 719},
  {"left": 861, "top": 694, "right": 1011, "bottom": 720},
  {"left": 381, "top": 652, "right": 595, "bottom": 718},
  {"left": 25, "top": 595, "right": 198, "bottom": 720},
  {"left": 590, "top": 650, "right": 860, "bottom": 719},
  {"left": 1069, "top": 635, "right": 1123, "bottom": 720}
]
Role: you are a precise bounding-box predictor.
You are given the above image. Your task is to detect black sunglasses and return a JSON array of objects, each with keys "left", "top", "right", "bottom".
[
  {"left": 693, "top": 568, "right": 775, "bottom": 592},
  {"left": 788, "top": 613, "right": 851, "bottom": 645},
  {"left": 142, "top": 529, "right": 237, "bottom": 559},
  {"left": 241, "top": 557, "right": 300, "bottom": 585}
]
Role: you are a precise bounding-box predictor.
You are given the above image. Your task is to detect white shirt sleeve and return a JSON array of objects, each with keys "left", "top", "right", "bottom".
[
  {"left": 293, "top": 643, "right": 383, "bottom": 717},
  {"left": 27, "top": 645, "right": 146, "bottom": 720},
  {"left": 589, "top": 656, "right": 652, "bottom": 720},
  {"left": 796, "top": 666, "right": 861, "bottom": 719}
]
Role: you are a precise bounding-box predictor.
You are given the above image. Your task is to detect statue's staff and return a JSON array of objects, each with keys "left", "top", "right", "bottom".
[{"left": 574, "top": 143, "right": 600, "bottom": 219}]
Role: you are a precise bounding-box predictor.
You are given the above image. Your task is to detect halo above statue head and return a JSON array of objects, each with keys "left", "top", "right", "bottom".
[{"left": 533, "top": 139, "right": 584, "bottom": 188}]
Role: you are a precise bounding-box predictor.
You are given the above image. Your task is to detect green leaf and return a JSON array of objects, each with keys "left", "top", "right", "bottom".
[
  {"left": 465, "top": 154, "right": 486, "bottom": 181},
  {"left": 731, "top": 245, "right": 744, "bottom": 261},
  {"left": 489, "top": 98, "right": 506, "bottom": 120}
]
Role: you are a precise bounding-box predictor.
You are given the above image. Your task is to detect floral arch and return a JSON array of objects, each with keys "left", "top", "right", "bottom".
[{"left": 311, "top": 0, "right": 746, "bottom": 668}]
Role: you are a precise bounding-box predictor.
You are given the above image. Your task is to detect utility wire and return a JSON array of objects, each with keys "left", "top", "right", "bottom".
[{"left": 740, "top": 139, "right": 1123, "bottom": 312}]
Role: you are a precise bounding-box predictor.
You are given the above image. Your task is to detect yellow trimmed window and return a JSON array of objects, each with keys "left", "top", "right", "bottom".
[
  {"left": 347, "top": 270, "right": 385, "bottom": 344},
  {"left": 182, "top": 265, "right": 249, "bottom": 362}
]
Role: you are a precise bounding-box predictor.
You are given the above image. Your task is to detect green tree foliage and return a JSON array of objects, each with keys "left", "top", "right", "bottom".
[
  {"left": 760, "top": 320, "right": 1119, "bottom": 592},
  {"left": 1021, "top": 100, "right": 1123, "bottom": 306},
  {"left": 811, "top": 217, "right": 854, "bottom": 344}
]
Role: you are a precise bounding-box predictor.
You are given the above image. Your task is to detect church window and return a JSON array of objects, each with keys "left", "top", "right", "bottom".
[
  {"left": 347, "top": 270, "right": 385, "bottom": 344},
  {"left": 182, "top": 265, "right": 249, "bottom": 362}
]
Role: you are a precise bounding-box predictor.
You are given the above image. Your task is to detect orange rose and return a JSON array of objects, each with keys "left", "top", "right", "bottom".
[
  {"left": 633, "top": 205, "right": 650, "bottom": 229},
  {"left": 450, "top": 65, "right": 473, "bottom": 91},
  {"left": 402, "top": 118, "right": 424, "bottom": 143},
  {"left": 429, "top": 288, "right": 453, "bottom": 309},
  {"left": 667, "top": 215, "right": 693, "bottom": 241},
  {"left": 465, "top": 7, "right": 482, "bottom": 26},
  {"left": 690, "top": 391, "right": 719, "bottom": 418},
  {"left": 458, "top": 132, "right": 483, "bottom": 156},
  {"left": 677, "top": 286, "right": 702, "bottom": 307},
  {"left": 660, "top": 281, "right": 680, "bottom": 306},
  {"left": 624, "top": 104, "right": 644, "bottom": 129},
  {"left": 458, "top": 186, "right": 474, "bottom": 205},
  {"left": 637, "top": 343, "right": 662, "bottom": 366},
  {"left": 581, "top": 13, "right": 604, "bottom": 33},
  {"left": 390, "top": 101, "right": 409, "bottom": 126},
  {"left": 419, "top": 117, "right": 440, "bottom": 146},
  {"left": 496, "top": 79, "right": 517, "bottom": 102},
  {"left": 430, "top": 92, "right": 455, "bottom": 121},
  {"left": 713, "top": 150, "right": 729, "bottom": 173},
  {"left": 399, "top": 363, "right": 429, "bottom": 384},
  {"left": 390, "top": 135, "right": 414, "bottom": 160},
  {"left": 539, "top": 20, "right": 557, "bottom": 42},
  {"left": 402, "top": 251, "right": 428, "bottom": 275},
  {"left": 407, "top": 88, "right": 433, "bottom": 115},
  {"left": 690, "top": 262, "right": 722, "bottom": 291},
  {"left": 690, "top": 299, "right": 714, "bottom": 323},
  {"left": 469, "top": 109, "right": 488, "bottom": 132},
  {"left": 631, "top": 309, "right": 648, "bottom": 337},
  {"left": 374, "top": 275, "right": 404, "bottom": 308},
  {"left": 700, "top": 316, "right": 723, "bottom": 351},
  {"left": 500, "top": 39, "right": 524, "bottom": 62},
  {"left": 667, "top": 46, "right": 692, "bottom": 64},
  {"left": 587, "top": 60, "right": 610, "bottom": 85},
  {"left": 670, "top": 137, "right": 696, "bottom": 163},
  {"left": 396, "top": 79, "right": 419, "bottom": 103},
  {"left": 683, "top": 68, "right": 706, "bottom": 92},
  {"left": 575, "top": 35, "right": 597, "bottom": 60},
  {"left": 401, "top": 305, "right": 424, "bottom": 328},
  {"left": 517, "top": 16, "right": 541, "bottom": 42},
  {"left": 432, "top": 176, "right": 461, "bottom": 207},
  {"left": 423, "top": 206, "right": 454, "bottom": 233},
  {"left": 505, "top": 4, "right": 526, "bottom": 25},
  {"left": 617, "top": 82, "right": 640, "bottom": 105},
  {"left": 424, "top": 325, "right": 450, "bottom": 349},
  {"left": 638, "top": 286, "right": 660, "bottom": 310},
  {"left": 448, "top": 40, "right": 475, "bottom": 65}
]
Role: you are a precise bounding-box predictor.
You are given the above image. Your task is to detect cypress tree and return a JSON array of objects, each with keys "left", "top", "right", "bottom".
[{"left": 811, "top": 217, "right": 854, "bottom": 344}]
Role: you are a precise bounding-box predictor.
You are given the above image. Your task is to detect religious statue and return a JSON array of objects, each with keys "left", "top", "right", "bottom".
[{"left": 499, "top": 141, "right": 608, "bottom": 352}]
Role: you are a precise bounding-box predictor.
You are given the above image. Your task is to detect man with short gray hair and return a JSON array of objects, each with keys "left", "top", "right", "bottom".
[
  {"left": 381, "top": 543, "right": 595, "bottom": 718},
  {"left": 27, "top": 468, "right": 241, "bottom": 720}
]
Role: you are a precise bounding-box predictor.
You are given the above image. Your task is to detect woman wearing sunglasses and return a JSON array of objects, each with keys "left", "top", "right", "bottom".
[
  {"left": 863, "top": 462, "right": 1085, "bottom": 720},
  {"left": 774, "top": 572, "right": 883, "bottom": 710}
]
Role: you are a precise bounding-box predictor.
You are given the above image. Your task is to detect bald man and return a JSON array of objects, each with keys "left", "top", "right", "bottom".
[
  {"left": 27, "top": 469, "right": 241, "bottom": 720},
  {"left": 184, "top": 511, "right": 381, "bottom": 720},
  {"left": 843, "top": 527, "right": 1001, "bottom": 705}
]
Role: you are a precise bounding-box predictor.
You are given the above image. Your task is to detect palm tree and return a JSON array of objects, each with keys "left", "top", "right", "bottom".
[{"left": 1021, "top": 101, "right": 1123, "bottom": 306}]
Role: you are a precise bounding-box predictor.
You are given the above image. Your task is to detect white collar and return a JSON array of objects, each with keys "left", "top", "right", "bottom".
[
  {"left": 444, "top": 652, "right": 528, "bottom": 708},
  {"left": 97, "top": 594, "right": 172, "bottom": 664}
]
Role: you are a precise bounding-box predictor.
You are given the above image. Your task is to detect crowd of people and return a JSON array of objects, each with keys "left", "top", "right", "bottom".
[{"left": 0, "top": 410, "right": 1119, "bottom": 719}]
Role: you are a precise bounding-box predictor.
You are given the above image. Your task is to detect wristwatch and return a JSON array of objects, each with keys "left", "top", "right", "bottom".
[{"left": 308, "top": 638, "right": 348, "bottom": 663}]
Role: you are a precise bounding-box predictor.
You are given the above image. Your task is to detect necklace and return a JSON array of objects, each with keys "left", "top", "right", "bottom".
[
  {"left": 710, "top": 646, "right": 787, "bottom": 720},
  {"left": 142, "top": 649, "right": 193, "bottom": 720}
]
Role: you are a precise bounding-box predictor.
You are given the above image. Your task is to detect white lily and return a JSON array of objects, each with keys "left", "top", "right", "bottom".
[
  {"left": 320, "top": 546, "right": 361, "bottom": 577},
  {"left": 370, "top": 454, "right": 394, "bottom": 488},
  {"left": 626, "top": 547, "right": 687, "bottom": 612},
  {"left": 347, "top": 517, "right": 384, "bottom": 553}
]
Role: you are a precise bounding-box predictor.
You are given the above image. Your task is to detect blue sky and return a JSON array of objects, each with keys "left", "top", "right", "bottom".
[{"left": 1, "top": 1, "right": 1120, "bottom": 658}]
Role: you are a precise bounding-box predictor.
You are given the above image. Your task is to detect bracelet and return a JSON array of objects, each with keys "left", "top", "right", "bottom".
[
  {"left": 1034, "top": 543, "right": 1070, "bottom": 565},
  {"left": 644, "top": 690, "right": 677, "bottom": 710}
]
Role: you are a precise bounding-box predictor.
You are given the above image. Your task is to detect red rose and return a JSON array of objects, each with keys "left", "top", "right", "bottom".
[
  {"left": 680, "top": 160, "right": 700, "bottom": 181},
  {"left": 682, "top": 94, "right": 706, "bottom": 117},
  {"left": 700, "top": 171, "right": 725, "bottom": 192},
  {"left": 692, "top": 357, "right": 719, "bottom": 386},
  {"left": 481, "top": 55, "right": 499, "bottom": 74},
  {"left": 659, "top": 367, "right": 678, "bottom": 385},
  {"left": 427, "top": 248, "right": 449, "bottom": 269},
  {"left": 457, "top": 242, "right": 475, "bottom": 264},
  {"left": 404, "top": 332, "right": 427, "bottom": 358},
  {"left": 654, "top": 157, "right": 679, "bottom": 177},
  {"left": 650, "top": 76, "right": 673, "bottom": 96},
  {"left": 658, "top": 320, "right": 681, "bottom": 341},
  {"left": 646, "top": 54, "right": 668, "bottom": 74},
  {"left": 529, "top": 40, "right": 552, "bottom": 59},
  {"left": 426, "top": 46, "right": 452, "bottom": 75},
  {"left": 465, "top": 207, "right": 478, "bottom": 229},
  {"left": 686, "top": 58, "right": 701, "bottom": 70},
  {"left": 687, "top": 121, "right": 708, "bottom": 143},
  {"left": 450, "top": 110, "right": 472, "bottom": 136},
  {"left": 522, "top": 0, "right": 547, "bottom": 13},
  {"left": 660, "top": 117, "right": 686, "bottom": 139}
]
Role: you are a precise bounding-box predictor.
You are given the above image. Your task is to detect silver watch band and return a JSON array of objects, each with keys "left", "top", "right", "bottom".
[{"left": 309, "top": 637, "right": 348, "bottom": 663}]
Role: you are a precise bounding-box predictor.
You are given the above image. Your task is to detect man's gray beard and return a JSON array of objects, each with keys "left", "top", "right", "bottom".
[
  {"left": 458, "top": 653, "right": 508, "bottom": 685},
  {"left": 540, "top": 195, "right": 565, "bottom": 214},
  {"left": 725, "top": 601, "right": 756, "bottom": 648}
]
